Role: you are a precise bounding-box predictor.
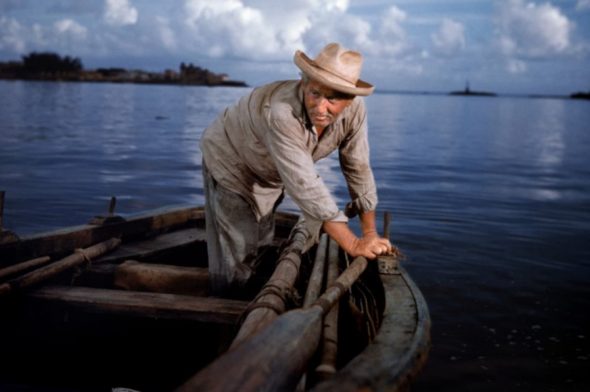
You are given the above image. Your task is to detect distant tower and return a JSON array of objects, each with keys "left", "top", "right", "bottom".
[{"left": 465, "top": 80, "right": 470, "bottom": 94}]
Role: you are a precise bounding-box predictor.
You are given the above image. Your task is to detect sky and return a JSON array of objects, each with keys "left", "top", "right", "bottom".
[{"left": 1, "top": 0, "right": 589, "bottom": 95}]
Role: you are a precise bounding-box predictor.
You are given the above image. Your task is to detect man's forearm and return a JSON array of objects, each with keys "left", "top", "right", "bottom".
[
  {"left": 322, "top": 220, "right": 359, "bottom": 255},
  {"left": 322, "top": 210, "right": 392, "bottom": 259},
  {"left": 358, "top": 210, "right": 378, "bottom": 236}
]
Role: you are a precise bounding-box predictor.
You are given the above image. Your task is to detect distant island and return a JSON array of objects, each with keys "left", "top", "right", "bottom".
[
  {"left": 449, "top": 81, "right": 496, "bottom": 97},
  {"left": 0, "top": 52, "right": 248, "bottom": 87},
  {"left": 570, "top": 91, "right": 590, "bottom": 100}
]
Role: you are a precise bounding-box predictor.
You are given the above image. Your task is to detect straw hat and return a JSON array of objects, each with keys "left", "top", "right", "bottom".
[{"left": 294, "top": 42, "right": 374, "bottom": 96}]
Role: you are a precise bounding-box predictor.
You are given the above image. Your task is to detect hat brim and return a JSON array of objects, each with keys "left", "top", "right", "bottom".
[{"left": 294, "top": 50, "right": 374, "bottom": 97}]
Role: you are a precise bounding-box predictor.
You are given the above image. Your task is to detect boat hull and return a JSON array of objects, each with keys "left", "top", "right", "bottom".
[{"left": 0, "top": 205, "right": 430, "bottom": 391}]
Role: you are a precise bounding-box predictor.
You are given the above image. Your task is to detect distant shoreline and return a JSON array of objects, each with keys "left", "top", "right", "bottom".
[
  {"left": 376, "top": 89, "right": 589, "bottom": 101},
  {"left": 0, "top": 52, "right": 248, "bottom": 88},
  {"left": 0, "top": 75, "right": 249, "bottom": 88}
]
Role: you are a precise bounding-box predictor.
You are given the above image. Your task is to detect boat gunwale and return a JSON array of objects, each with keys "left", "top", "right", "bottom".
[
  {"left": 0, "top": 205, "right": 299, "bottom": 267},
  {"left": 312, "top": 264, "right": 431, "bottom": 391}
]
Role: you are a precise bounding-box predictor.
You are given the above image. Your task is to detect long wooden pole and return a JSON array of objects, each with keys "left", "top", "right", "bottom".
[
  {"left": 314, "top": 237, "right": 340, "bottom": 381},
  {"left": 302, "top": 233, "right": 328, "bottom": 307},
  {"left": 0, "top": 237, "right": 121, "bottom": 296},
  {"left": 0, "top": 190, "right": 19, "bottom": 245},
  {"left": 0, "top": 190, "right": 5, "bottom": 230},
  {"left": 230, "top": 226, "right": 310, "bottom": 348},
  {"left": 296, "top": 233, "right": 328, "bottom": 392},
  {"left": 0, "top": 256, "right": 51, "bottom": 281},
  {"left": 176, "top": 255, "right": 368, "bottom": 392}
]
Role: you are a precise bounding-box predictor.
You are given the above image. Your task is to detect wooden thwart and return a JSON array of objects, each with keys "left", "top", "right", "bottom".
[
  {"left": 114, "top": 260, "right": 209, "bottom": 296},
  {"left": 27, "top": 285, "right": 247, "bottom": 325},
  {"left": 98, "top": 227, "right": 207, "bottom": 263}
]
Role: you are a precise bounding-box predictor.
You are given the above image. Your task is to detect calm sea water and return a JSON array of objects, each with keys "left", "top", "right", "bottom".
[{"left": 1, "top": 80, "right": 589, "bottom": 391}]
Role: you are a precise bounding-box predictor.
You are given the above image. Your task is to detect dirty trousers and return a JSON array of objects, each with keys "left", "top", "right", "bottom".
[{"left": 202, "top": 164, "right": 276, "bottom": 296}]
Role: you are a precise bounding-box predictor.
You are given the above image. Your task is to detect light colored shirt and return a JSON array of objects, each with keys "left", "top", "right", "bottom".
[{"left": 200, "top": 80, "right": 377, "bottom": 235}]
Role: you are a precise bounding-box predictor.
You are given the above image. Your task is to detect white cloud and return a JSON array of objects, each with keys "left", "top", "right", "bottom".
[
  {"left": 180, "top": 0, "right": 389, "bottom": 61},
  {"left": 178, "top": 0, "right": 417, "bottom": 82},
  {"left": 494, "top": 0, "right": 572, "bottom": 58},
  {"left": 576, "top": 0, "right": 590, "bottom": 11},
  {"left": 373, "top": 6, "right": 410, "bottom": 56},
  {"left": 506, "top": 58, "right": 527, "bottom": 73},
  {"left": 304, "top": 10, "right": 372, "bottom": 54},
  {"left": 1, "top": 0, "right": 415, "bottom": 70},
  {"left": 183, "top": 0, "right": 288, "bottom": 57},
  {"left": 431, "top": 18, "right": 465, "bottom": 56},
  {"left": 54, "top": 19, "right": 87, "bottom": 40},
  {"left": 380, "top": 6, "right": 406, "bottom": 41},
  {"left": 155, "top": 17, "right": 177, "bottom": 51},
  {"left": 309, "top": 0, "right": 349, "bottom": 13},
  {"left": 0, "top": 16, "right": 91, "bottom": 56},
  {"left": 104, "top": 0, "right": 138, "bottom": 26},
  {"left": 0, "top": 16, "right": 26, "bottom": 53}
]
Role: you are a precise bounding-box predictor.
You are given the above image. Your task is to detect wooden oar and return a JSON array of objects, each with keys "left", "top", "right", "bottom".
[
  {"left": 383, "top": 211, "right": 391, "bottom": 239},
  {"left": 230, "top": 225, "right": 310, "bottom": 348},
  {"left": 296, "top": 233, "right": 328, "bottom": 391},
  {"left": 302, "top": 233, "right": 328, "bottom": 307},
  {"left": 314, "top": 237, "right": 341, "bottom": 381},
  {"left": 176, "top": 255, "right": 368, "bottom": 392},
  {"left": 0, "top": 190, "right": 19, "bottom": 245},
  {"left": 0, "top": 237, "right": 121, "bottom": 296},
  {"left": 0, "top": 256, "right": 51, "bottom": 281}
]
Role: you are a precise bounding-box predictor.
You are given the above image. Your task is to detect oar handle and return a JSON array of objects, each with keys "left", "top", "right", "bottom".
[
  {"left": 312, "top": 256, "right": 368, "bottom": 315},
  {"left": 0, "top": 190, "right": 5, "bottom": 230},
  {"left": 383, "top": 211, "right": 391, "bottom": 239}
]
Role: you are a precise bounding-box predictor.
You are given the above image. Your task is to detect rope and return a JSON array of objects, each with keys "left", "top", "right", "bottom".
[
  {"left": 70, "top": 248, "right": 92, "bottom": 285},
  {"left": 237, "top": 283, "right": 300, "bottom": 325},
  {"left": 74, "top": 248, "right": 92, "bottom": 265}
]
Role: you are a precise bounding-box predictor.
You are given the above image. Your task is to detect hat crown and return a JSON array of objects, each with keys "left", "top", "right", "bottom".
[
  {"left": 313, "top": 43, "right": 362, "bottom": 86},
  {"left": 293, "top": 42, "right": 374, "bottom": 96}
]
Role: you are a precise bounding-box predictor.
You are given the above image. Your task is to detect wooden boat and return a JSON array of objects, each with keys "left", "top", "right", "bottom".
[{"left": 0, "top": 201, "right": 430, "bottom": 392}]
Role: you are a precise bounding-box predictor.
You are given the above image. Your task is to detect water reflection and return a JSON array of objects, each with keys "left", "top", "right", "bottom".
[{"left": 533, "top": 99, "right": 565, "bottom": 168}]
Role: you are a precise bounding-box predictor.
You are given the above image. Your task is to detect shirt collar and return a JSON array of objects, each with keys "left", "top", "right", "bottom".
[{"left": 295, "top": 81, "right": 323, "bottom": 139}]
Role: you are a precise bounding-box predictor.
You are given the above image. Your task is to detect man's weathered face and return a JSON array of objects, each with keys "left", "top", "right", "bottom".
[{"left": 302, "top": 78, "right": 354, "bottom": 132}]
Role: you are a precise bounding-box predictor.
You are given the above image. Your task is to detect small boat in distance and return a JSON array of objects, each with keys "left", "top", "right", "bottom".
[
  {"left": 450, "top": 81, "right": 497, "bottom": 97},
  {"left": 0, "top": 196, "right": 430, "bottom": 392}
]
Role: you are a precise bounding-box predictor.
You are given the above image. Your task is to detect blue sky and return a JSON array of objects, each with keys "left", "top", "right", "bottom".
[{"left": 1, "top": 0, "right": 589, "bottom": 95}]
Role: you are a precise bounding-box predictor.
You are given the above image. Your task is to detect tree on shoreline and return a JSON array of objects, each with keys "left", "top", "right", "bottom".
[{"left": 21, "top": 52, "right": 83, "bottom": 75}]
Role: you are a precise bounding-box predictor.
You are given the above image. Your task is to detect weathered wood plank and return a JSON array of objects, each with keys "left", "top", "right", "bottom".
[
  {"left": 0, "top": 205, "right": 204, "bottom": 266},
  {"left": 27, "top": 285, "right": 248, "bottom": 325},
  {"left": 96, "top": 227, "right": 207, "bottom": 263},
  {"left": 114, "top": 260, "right": 209, "bottom": 296}
]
